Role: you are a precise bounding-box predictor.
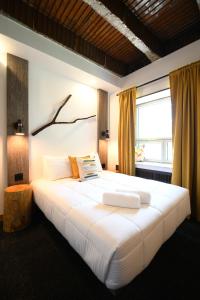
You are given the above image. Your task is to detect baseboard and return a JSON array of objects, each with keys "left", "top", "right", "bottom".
[{"left": 0, "top": 215, "right": 3, "bottom": 222}]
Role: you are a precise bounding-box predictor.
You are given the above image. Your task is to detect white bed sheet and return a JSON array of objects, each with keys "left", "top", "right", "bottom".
[{"left": 31, "top": 171, "right": 191, "bottom": 290}]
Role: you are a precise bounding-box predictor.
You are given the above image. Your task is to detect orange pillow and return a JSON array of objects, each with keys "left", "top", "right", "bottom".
[{"left": 68, "top": 155, "right": 90, "bottom": 178}]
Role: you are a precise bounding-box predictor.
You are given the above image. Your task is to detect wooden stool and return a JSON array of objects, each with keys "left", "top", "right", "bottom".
[{"left": 3, "top": 184, "right": 32, "bottom": 232}]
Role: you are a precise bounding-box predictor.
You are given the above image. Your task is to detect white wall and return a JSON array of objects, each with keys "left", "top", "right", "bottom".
[
  {"left": 29, "top": 63, "right": 97, "bottom": 181},
  {"left": 108, "top": 39, "right": 200, "bottom": 171},
  {"left": 0, "top": 51, "right": 7, "bottom": 214}
]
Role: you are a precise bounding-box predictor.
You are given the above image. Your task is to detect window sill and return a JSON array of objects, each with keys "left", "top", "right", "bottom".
[{"left": 135, "top": 162, "right": 172, "bottom": 173}]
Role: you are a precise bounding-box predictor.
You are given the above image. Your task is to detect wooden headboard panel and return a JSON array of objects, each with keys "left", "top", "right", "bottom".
[
  {"left": 7, "top": 53, "right": 29, "bottom": 186},
  {"left": 97, "top": 89, "right": 108, "bottom": 169}
]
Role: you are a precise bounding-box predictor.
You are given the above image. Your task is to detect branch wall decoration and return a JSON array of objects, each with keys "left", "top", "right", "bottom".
[{"left": 32, "top": 94, "right": 96, "bottom": 136}]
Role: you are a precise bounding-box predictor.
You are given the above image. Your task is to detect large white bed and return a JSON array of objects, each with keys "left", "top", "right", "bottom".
[{"left": 32, "top": 171, "right": 190, "bottom": 290}]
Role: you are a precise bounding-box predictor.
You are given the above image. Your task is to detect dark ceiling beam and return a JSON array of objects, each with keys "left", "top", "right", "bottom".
[
  {"left": 0, "top": 0, "right": 130, "bottom": 76},
  {"left": 83, "top": 0, "right": 166, "bottom": 61}
]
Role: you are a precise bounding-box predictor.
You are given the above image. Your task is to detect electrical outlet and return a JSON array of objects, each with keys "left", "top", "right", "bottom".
[{"left": 15, "top": 173, "right": 23, "bottom": 181}]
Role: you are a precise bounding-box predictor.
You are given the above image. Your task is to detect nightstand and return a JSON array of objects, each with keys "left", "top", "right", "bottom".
[{"left": 3, "top": 184, "right": 32, "bottom": 232}]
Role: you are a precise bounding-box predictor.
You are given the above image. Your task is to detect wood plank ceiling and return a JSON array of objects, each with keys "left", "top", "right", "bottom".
[{"left": 0, "top": 0, "right": 199, "bottom": 76}]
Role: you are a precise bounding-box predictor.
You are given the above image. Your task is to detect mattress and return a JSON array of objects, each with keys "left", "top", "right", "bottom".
[{"left": 31, "top": 171, "right": 191, "bottom": 290}]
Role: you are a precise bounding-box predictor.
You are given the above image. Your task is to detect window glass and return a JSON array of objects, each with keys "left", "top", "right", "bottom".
[
  {"left": 167, "top": 141, "right": 173, "bottom": 162},
  {"left": 136, "top": 90, "right": 172, "bottom": 163},
  {"left": 138, "top": 142, "right": 162, "bottom": 161},
  {"left": 137, "top": 98, "right": 172, "bottom": 139}
]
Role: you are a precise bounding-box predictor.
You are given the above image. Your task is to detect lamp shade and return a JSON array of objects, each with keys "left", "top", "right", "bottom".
[
  {"left": 101, "top": 129, "right": 109, "bottom": 139},
  {"left": 15, "top": 119, "right": 24, "bottom": 136}
]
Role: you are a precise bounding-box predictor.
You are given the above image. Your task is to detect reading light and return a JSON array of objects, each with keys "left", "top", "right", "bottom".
[
  {"left": 15, "top": 119, "right": 24, "bottom": 136},
  {"left": 101, "top": 129, "right": 109, "bottom": 139}
]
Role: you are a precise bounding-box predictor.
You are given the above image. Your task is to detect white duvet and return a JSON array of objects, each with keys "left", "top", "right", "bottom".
[{"left": 32, "top": 171, "right": 190, "bottom": 290}]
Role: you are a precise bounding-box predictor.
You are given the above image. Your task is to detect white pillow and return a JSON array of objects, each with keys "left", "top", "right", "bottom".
[
  {"left": 90, "top": 153, "right": 103, "bottom": 172},
  {"left": 43, "top": 156, "right": 72, "bottom": 180}
]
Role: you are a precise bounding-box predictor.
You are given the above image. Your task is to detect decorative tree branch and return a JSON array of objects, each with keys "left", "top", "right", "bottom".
[
  {"left": 52, "top": 94, "right": 72, "bottom": 122},
  {"left": 32, "top": 94, "right": 96, "bottom": 136}
]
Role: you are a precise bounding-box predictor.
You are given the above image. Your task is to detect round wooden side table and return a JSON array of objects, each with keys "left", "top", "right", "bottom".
[{"left": 3, "top": 184, "right": 32, "bottom": 232}]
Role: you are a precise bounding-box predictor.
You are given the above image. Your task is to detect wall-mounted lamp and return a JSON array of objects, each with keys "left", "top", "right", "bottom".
[
  {"left": 15, "top": 119, "right": 24, "bottom": 136},
  {"left": 101, "top": 129, "right": 109, "bottom": 139}
]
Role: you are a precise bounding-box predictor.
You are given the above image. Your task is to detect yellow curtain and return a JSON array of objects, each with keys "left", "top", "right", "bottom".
[
  {"left": 170, "top": 60, "right": 200, "bottom": 221},
  {"left": 118, "top": 87, "right": 136, "bottom": 175}
]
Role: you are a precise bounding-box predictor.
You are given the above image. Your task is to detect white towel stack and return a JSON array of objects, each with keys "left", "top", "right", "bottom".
[
  {"left": 116, "top": 189, "right": 151, "bottom": 204},
  {"left": 102, "top": 192, "right": 141, "bottom": 209},
  {"left": 102, "top": 189, "right": 151, "bottom": 209}
]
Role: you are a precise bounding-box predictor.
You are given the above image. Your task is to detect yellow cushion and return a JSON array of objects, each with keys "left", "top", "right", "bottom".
[{"left": 68, "top": 155, "right": 90, "bottom": 178}]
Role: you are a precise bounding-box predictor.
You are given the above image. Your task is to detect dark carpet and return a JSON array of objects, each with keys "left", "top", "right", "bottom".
[{"left": 0, "top": 211, "right": 200, "bottom": 300}]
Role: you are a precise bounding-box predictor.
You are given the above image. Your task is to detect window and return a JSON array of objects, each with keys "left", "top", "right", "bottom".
[{"left": 136, "top": 89, "right": 172, "bottom": 163}]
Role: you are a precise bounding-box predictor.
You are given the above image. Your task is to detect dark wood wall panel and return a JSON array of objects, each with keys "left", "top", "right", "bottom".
[
  {"left": 97, "top": 89, "right": 108, "bottom": 169},
  {"left": 99, "top": 140, "right": 108, "bottom": 170},
  {"left": 7, "top": 53, "right": 29, "bottom": 186},
  {"left": 97, "top": 89, "right": 108, "bottom": 140},
  {"left": 7, "top": 54, "right": 28, "bottom": 135},
  {"left": 7, "top": 136, "right": 29, "bottom": 186}
]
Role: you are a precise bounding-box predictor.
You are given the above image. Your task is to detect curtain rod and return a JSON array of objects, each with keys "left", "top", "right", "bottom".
[{"left": 117, "top": 73, "right": 169, "bottom": 96}]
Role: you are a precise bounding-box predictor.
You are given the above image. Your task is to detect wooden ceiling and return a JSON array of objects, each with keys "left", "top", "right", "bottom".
[{"left": 0, "top": 0, "right": 199, "bottom": 76}]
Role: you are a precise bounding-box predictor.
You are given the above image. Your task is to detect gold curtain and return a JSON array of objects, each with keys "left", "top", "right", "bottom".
[
  {"left": 118, "top": 87, "right": 136, "bottom": 175},
  {"left": 170, "top": 60, "right": 200, "bottom": 221}
]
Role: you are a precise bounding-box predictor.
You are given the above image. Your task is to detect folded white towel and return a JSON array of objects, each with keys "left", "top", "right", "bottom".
[
  {"left": 116, "top": 189, "right": 151, "bottom": 204},
  {"left": 102, "top": 192, "right": 141, "bottom": 209}
]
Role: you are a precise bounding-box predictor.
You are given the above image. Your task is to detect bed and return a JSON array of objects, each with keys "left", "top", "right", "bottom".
[{"left": 32, "top": 170, "right": 190, "bottom": 290}]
